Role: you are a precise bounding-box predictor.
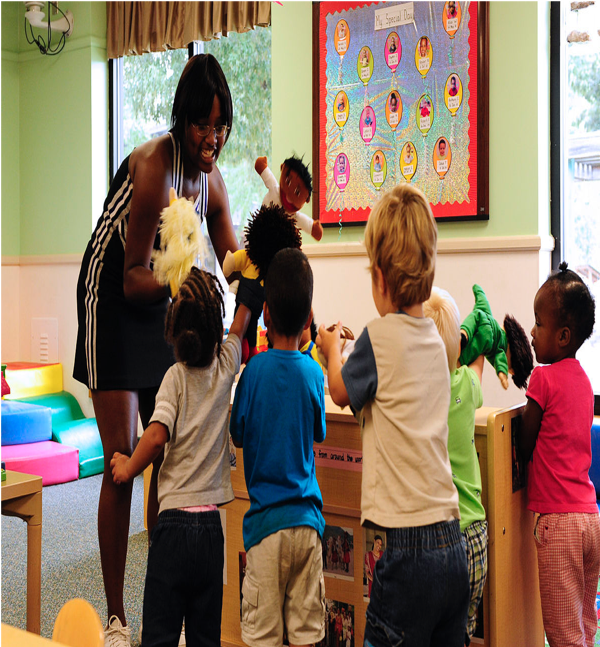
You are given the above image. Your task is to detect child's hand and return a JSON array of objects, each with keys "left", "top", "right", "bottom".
[
  {"left": 111, "top": 452, "right": 131, "bottom": 485},
  {"left": 316, "top": 322, "right": 342, "bottom": 361}
]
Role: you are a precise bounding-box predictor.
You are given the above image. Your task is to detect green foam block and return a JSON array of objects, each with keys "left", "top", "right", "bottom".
[{"left": 52, "top": 418, "right": 104, "bottom": 479}]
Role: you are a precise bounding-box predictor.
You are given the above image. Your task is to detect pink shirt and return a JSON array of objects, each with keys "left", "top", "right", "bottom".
[{"left": 526, "top": 359, "right": 596, "bottom": 514}]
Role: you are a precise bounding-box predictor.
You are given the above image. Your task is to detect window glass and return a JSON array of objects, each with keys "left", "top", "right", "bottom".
[{"left": 558, "top": 2, "right": 600, "bottom": 401}]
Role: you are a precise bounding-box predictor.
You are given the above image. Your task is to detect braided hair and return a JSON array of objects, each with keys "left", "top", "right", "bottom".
[
  {"left": 544, "top": 261, "right": 596, "bottom": 349},
  {"left": 164, "top": 266, "right": 225, "bottom": 368}
]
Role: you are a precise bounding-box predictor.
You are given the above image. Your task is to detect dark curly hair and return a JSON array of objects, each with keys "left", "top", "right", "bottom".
[
  {"left": 283, "top": 154, "right": 313, "bottom": 199},
  {"left": 164, "top": 267, "right": 225, "bottom": 368},
  {"left": 503, "top": 314, "right": 533, "bottom": 389},
  {"left": 244, "top": 204, "right": 302, "bottom": 280},
  {"left": 544, "top": 261, "right": 596, "bottom": 350}
]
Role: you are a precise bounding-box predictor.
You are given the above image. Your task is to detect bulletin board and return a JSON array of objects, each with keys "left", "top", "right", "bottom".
[{"left": 313, "top": 1, "right": 490, "bottom": 225}]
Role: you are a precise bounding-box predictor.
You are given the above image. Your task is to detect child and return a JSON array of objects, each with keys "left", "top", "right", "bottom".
[
  {"left": 318, "top": 183, "right": 469, "bottom": 647},
  {"left": 519, "top": 262, "right": 599, "bottom": 647},
  {"left": 110, "top": 267, "right": 251, "bottom": 647},
  {"left": 423, "top": 287, "right": 487, "bottom": 647},
  {"left": 300, "top": 314, "right": 323, "bottom": 367},
  {"left": 230, "top": 247, "right": 326, "bottom": 647}
]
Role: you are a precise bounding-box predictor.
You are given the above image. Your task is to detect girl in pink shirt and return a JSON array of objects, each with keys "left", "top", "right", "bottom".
[{"left": 520, "top": 262, "right": 599, "bottom": 647}]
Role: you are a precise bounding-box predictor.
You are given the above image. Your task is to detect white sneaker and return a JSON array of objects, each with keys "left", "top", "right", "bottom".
[{"left": 105, "top": 615, "right": 131, "bottom": 647}]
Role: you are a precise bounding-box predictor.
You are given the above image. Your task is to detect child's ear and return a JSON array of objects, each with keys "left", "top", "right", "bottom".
[
  {"left": 304, "top": 307, "right": 314, "bottom": 331},
  {"left": 373, "top": 266, "right": 388, "bottom": 297},
  {"left": 557, "top": 326, "right": 571, "bottom": 348},
  {"left": 263, "top": 302, "right": 270, "bottom": 328}
]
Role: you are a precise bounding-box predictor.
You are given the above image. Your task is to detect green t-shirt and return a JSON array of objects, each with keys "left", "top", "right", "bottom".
[{"left": 448, "top": 365, "right": 485, "bottom": 531}]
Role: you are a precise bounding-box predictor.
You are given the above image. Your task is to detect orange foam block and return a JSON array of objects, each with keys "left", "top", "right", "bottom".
[{"left": 3, "top": 362, "right": 63, "bottom": 400}]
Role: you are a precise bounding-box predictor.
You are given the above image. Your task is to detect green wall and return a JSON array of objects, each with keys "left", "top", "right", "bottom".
[{"left": 2, "top": 1, "right": 545, "bottom": 257}]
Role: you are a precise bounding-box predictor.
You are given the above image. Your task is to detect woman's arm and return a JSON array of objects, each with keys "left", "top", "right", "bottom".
[
  {"left": 123, "top": 137, "right": 173, "bottom": 304},
  {"left": 205, "top": 166, "right": 241, "bottom": 279}
]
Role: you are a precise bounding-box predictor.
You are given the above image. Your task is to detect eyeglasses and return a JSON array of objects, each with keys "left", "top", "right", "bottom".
[{"left": 192, "top": 123, "right": 230, "bottom": 138}]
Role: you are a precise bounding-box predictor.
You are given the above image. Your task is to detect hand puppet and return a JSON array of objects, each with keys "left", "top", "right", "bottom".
[
  {"left": 316, "top": 324, "right": 356, "bottom": 371},
  {"left": 255, "top": 154, "right": 323, "bottom": 242},
  {"left": 152, "top": 187, "right": 207, "bottom": 297},
  {"left": 459, "top": 284, "right": 533, "bottom": 389},
  {"left": 223, "top": 203, "right": 301, "bottom": 363}
]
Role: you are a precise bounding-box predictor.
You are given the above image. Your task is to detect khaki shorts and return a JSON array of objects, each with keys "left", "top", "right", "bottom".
[{"left": 241, "top": 526, "right": 325, "bottom": 647}]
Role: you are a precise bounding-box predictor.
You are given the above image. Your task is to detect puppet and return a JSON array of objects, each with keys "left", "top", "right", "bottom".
[
  {"left": 223, "top": 203, "right": 302, "bottom": 363},
  {"left": 459, "top": 284, "right": 533, "bottom": 389},
  {"left": 316, "top": 324, "right": 356, "bottom": 371},
  {"left": 152, "top": 187, "right": 207, "bottom": 297},
  {"left": 255, "top": 154, "right": 324, "bottom": 242}
]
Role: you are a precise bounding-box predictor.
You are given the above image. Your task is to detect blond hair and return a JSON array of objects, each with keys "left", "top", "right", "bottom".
[
  {"left": 423, "top": 287, "right": 461, "bottom": 373},
  {"left": 364, "top": 183, "right": 437, "bottom": 308}
]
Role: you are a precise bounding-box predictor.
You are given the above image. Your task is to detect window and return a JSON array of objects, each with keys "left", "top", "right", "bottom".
[
  {"left": 551, "top": 2, "right": 600, "bottom": 413},
  {"left": 109, "top": 28, "right": 272, "bottom": 276}
]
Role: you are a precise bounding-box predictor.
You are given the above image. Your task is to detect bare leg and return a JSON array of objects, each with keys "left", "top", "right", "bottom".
[
  {"left": 93, "top": 389, "right": 140, "bottom": 628},
  {"left": 138, "top": 387, "right": 162, "bottom": 537}
]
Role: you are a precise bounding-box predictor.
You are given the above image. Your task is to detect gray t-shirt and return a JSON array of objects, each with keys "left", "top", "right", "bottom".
[{"left": 150, "top": 334, "right": 241, "bottom": 513}]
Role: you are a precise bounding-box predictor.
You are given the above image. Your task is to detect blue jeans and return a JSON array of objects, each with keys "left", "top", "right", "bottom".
[
  {"left": 142, "top": 509, "right": 224, "bottom": 647},
  {"left": 364, "top": 519, "right": 469, "bottom": 647}
]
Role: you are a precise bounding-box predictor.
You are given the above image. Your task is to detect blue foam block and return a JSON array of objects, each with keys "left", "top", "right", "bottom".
[{"left": 1, "top": 400, "right": 53, "bottom": 446}]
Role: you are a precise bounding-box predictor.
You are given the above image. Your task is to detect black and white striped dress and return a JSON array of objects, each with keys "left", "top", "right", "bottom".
[{"left": 73, "top": 133, "right": 208, "bottom": 390}]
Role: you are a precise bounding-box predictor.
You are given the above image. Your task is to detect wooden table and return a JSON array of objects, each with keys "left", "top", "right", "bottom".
[{"left": 1, "top": 470, "right": 43, "bottom": 634}]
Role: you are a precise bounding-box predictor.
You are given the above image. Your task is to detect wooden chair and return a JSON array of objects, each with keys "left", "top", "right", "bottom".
[{"left": 52, "top": 598, "right": 104, "bottom": 647}]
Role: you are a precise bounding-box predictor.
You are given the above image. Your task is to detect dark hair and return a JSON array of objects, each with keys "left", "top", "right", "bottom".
[
  {"left": 544, "top": 261, "right": 596, "bottom": 349},
  {"left": 310, "top": 318, "right": 318, "bottom": 342},
  {"left": 170, "top": 54, "right": 233, "bottom": 144},
  {"left": 164, "top": 267, "right": 225, "bottom": 368},
  {"left": 265, "top": 248, "right": 313, "bottom": 337},
  {"left": 503, "top": 314, "right": 534, "bottom": 389},
  {"left": 283, "top": 154, "right": 313, "bottom": 199},
  {"left": 244, "top": 204, "right": 302, "bottom": 280},
  {"left": 373, "top": 535, "right": 383, "bottom": 543}
]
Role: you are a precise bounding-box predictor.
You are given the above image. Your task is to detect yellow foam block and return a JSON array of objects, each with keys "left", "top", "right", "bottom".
[{"left": 4, "top": 362, "right": 63, "bottom": 399}]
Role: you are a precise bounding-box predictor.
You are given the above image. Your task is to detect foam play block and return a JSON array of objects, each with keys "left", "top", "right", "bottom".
[
  {"left": 1, "top": 401, "right": 53, "bottom": 446},
  {"left": 16, "top": 391, "right": 84, "bottom": 427},
  {"left": 3, "top": 362, "right": 63, "bottom": 400},
  {"left": 589, "top": 418, "right": 600, "bottom": 498},
  {"left": 1, "top": 440, "right": 79, "bottom": 486},
  {"left": 53, "top": 418, "right": 104, "bottom": 478}
]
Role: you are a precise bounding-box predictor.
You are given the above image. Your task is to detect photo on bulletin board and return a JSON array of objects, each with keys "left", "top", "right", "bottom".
[
  {"left": 313, "top": 1, "right": 490, "bottom": 225},
  {"left": 322, "top": 525, "right": 355, "bottom": 581},
  {"left": 317, "top": 599, "right": 356, "bottom": 647},
  {"left": 363, "top": 527, "right": 386, "bottom": 601}
]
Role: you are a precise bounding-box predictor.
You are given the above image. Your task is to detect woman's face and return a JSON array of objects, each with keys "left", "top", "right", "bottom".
[{"left": 185, "top": 95, "right": 226, "bottom": 175}]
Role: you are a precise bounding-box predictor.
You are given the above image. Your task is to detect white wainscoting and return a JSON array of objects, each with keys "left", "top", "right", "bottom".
[{"left": 1, "top": 235, "right": 553, "bottom": 414}]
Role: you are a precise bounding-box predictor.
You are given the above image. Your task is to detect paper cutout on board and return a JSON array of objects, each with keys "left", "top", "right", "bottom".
[
  {"left": 444, "top": 74, "right": 463, "bottom": 116},
  {"left": 400, "top": 142, "right": 417, "bottom": 181},
  {"left": 417, "top": 94, "right": 434, "bottom": 136},
  {"left": 357, "top": 46, "right": 374, "bottom": 85},
  {"left": 433, "top": 137, "right": 452, "bottom": 179},
  {"left": 370, "top": 151, "right": 387, "bottom": 189},
  {"left": 415, "top": 36, "right": 433, "bottom": 77},
  {"left": 334, "top": 91, "right": 350, "bottom": 128},
  {"left": 360, "top": 106, "right": 376, "bottom": 144},
  {"left": 334, "top": 153, "right": 350, "bottom": 191},
  {"left": 386, "top": 91, "right": 402, "bottom": 131},
  {"left": 385, "top": 32, "right": 401, "bottom": 72},
  {"left": 335, "top": 20, "right": 350, "bottom": 56},
  {"left": 443, "top": 1, "right": 462, "bottom": 39}
]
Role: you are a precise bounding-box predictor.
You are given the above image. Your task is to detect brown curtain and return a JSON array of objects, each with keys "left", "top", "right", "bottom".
[{"left": 107, "top": 2, "right": 271, "bottom": 59}]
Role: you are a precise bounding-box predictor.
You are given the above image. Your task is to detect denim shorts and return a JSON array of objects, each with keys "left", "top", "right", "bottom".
[{"left": 364, "top": 519, "right": 469, "bottom": 647}]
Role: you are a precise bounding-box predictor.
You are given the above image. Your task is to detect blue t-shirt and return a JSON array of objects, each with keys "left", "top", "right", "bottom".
[{"left": 230, "top": 349, "right": 326, "bottom": 551}]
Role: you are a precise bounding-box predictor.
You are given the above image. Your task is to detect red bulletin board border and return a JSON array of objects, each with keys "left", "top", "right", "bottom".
[{"left": 313, "top": 1, "right": 490, "bottom": 225}]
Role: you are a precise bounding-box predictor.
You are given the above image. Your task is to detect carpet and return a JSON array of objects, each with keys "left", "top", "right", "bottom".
[{"left": 1, "top": 473, "right": 147, "bottom": 645}]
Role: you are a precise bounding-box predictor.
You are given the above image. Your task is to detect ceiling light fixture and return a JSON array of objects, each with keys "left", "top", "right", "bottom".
[{"left": 24, "top": 1, "right": 73, "bottom": 56}]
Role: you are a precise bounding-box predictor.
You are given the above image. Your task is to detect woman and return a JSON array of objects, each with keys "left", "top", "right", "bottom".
[
  {"left": 73, "top": 54, "right": 239, "bottom": 646},
  {"left": 364, "top": 535, "right": 383, "bottom": 598}
]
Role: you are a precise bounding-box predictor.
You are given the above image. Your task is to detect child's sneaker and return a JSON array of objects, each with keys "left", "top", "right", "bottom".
[{"left": 105, "top": 615, "right": 131, "bottom": 647}]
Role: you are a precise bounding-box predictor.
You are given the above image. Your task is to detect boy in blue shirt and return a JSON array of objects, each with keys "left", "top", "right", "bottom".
[{"left": 230, "top": 248, "right": 326, "bottom": 647}]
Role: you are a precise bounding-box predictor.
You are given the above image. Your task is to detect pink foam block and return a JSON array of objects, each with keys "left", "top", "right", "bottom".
[{"left": 1, "top": 441, "right": 79, "bottom": 486}]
